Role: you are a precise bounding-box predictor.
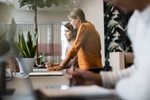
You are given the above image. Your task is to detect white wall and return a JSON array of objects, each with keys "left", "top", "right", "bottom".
[
  {"left": 79, "top": 0, "right": 105, "bottom": 66},
  {"left": 0, "top": 5, "right": 14, "bottom": 22},
  {"left": 12, "top": 10, "right": 69, "bottom": 23}
]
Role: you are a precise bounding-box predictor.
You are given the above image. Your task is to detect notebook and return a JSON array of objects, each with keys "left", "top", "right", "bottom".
[
  {"left": 36, "top": 85, "right": 117, "bottom": 100},
  {"left": 28, "top": 68, "right": 63, "bottom": 76},
  {"left": 29, "top": 71, "right": 63, "bottom": 76}
]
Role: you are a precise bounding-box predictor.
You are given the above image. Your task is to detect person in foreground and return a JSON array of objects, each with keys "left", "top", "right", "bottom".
[
  {"left": 45, "top": 23, "right": 78, "bottom": 70},
  {"left": 47, "top": 8, "right": 103, "bottom": 73},
  {"left": 68, "top": 0, "right": 150, "bottom": 100}
]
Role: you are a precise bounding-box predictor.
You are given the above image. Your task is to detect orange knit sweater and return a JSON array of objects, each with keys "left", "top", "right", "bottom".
[{"left": 67, "top": 22, "right": 103, "bottom": 70}]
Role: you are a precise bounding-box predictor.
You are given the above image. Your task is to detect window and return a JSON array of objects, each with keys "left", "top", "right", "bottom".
[{"left": 61, "top": 24, "right": 68, "bottom": 60}]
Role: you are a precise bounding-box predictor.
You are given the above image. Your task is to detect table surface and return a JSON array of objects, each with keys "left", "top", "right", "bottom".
[
  {"left": 3, "top": 69, "right": 119, "bottom": 100},
  {"left": 3, "top": 69, "right": 69, "bottom": 100},
  {"left": 8, "top": 71, "right": 68, "bottom": 89}
]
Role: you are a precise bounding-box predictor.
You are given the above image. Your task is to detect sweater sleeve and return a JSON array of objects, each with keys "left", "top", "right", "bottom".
[{"left": 100, "top": 65, "right": 136, "bottom": 88}]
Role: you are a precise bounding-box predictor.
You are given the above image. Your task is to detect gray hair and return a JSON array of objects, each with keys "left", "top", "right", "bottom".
[{"left": 68, "top": 8, "right": 87, "bottom": 22}]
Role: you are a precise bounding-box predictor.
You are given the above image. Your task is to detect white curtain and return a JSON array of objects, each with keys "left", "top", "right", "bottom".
[
  {"left": 38, "top": 23, "right": 62, "bottom": 63},
  {"left": 3, "top": 22, "right": 62, "bottom": 63}
]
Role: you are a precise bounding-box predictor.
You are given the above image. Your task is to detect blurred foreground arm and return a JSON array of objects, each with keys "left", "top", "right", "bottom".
[
  {"left": 68, "top": 66, "right": 136, "bottom": 88},
  {"left": 68, "top": 68, "right": 102, "bottom": 86}
]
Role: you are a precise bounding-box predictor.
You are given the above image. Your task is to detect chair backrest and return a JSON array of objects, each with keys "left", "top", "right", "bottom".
[{"left": 109, "top": 52, "right": 134, "bottom": 71}]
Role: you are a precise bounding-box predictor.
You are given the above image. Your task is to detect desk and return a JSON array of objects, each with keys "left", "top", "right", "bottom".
[
  {"left": 3, "top": 70, "right": 119, "bottom": 100},
  {"left": 3, "top": 70, "right": 69, "bottom": 100}
]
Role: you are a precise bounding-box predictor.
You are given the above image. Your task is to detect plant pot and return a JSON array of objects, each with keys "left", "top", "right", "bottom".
[{"left": 16, "top": 58, "right": 36, "bottom": 74}]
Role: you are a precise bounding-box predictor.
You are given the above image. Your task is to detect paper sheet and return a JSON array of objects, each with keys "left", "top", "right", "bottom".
[
  {"left": 36, "top": 85, "right": 117, "bottom": 99},
  {"left": 29, "top": 70, "right": 63, "bottom": 76}
]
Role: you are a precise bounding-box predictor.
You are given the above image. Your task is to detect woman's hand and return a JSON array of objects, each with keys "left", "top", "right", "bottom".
[
  {"left": 45, "top": 62, "right": 62, "bottom": 71},
  {"left": 67, "top": 68, "right": 102, "bottom": 86},
  {"left": 47, "top": 66, "right": 63, "bottom": 71},
  {"left": 45, "top": 62, "right": 53, "bottom": 68}
]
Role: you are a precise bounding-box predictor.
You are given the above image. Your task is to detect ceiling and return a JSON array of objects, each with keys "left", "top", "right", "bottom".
[{"left": 0, "top": 0, "right": 82, "bottom": 11}]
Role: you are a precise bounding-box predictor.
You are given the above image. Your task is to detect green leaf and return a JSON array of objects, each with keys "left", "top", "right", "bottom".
[
  {"left": 53, "top": 0, "right": 59, "bottom": 7},
  {"left": 31, "top": 45, "right": 37, "bottom": 57},
  {"left": 19, "top": 0, "right": 30, "bottom": 8},
  {"left": 21, "top": 34, "right": 31, "bottom": 57},
  {"left": 27, "top": 31, "right": 33, "bottom": 52},
  {"left": 19, "top": 0, "right": 59, "bottom": 8},
  {"left": 45, "top": 0, "right": 53, "bottom": 8},
  {"left": 17, "top": 32, "right": 37, "bottom": 58},
  {"left": 37, "top": 0, "right": 45, "bottom": 8},
  {"left": 0, "top": 33, "right": 6, "bottom": 40}
]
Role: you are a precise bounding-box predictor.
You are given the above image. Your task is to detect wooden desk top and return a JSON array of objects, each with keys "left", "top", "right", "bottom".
[
  {"left": 6, "top": 71, "right": 69, "bottom": 94},
  {"left": 3, "top": 70, "right": 119, "bottom": 100}
]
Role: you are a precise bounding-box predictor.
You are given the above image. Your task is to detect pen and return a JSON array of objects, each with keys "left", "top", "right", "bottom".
[{"left": 69, "top": 64, "right": 74, "bottom": 87}]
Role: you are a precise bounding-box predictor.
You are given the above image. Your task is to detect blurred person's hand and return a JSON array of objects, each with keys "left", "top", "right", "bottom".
[
  {"left": 67, "top": 68, "right": 102, "bottom": 86},
  {"left": 47, "top": 65, "right": 62, "bottom": 71},
  {"left": 45, "top": 62, "right": 55, "bottom": 70}
]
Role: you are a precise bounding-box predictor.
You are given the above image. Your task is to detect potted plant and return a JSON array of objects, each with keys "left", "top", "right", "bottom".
[
  {"left": 15, "top": 31, "right": 38, "bottom": 74},
  {"left": 18, "top": 0, "right": 59, "bottom": 62},
  {"left": 104, "top": 2, "right": 133, "bottom": 71}
]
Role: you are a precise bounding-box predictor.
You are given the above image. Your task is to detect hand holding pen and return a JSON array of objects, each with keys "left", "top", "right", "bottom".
[{"left": 67, "top": 68, "right": 102, "bottom": 86}]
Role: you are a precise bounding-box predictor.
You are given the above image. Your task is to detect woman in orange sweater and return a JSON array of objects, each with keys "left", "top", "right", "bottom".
[{"left": 47, "top": 8, "right": 103, "bottom": 73}]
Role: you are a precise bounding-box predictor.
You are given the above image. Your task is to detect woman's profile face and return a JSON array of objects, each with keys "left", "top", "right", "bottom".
[
  {"left": 64, "top": 27, "right": 73, "bottom": 42},
  {"left": 68, "top": 16, "right": 79, "bottom": 29}
]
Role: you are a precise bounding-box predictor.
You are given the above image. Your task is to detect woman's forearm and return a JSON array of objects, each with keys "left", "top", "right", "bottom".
[{"left": 59, "top": 56, "right": 72, "bottom": 68}]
